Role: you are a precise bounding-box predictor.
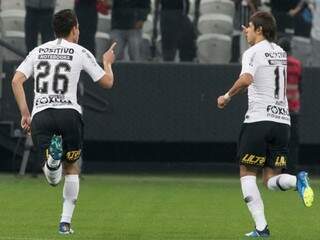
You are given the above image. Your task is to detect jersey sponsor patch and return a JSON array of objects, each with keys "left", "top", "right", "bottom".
[
  {"left": 266, "top": 104, "right": 290, "bottom": 122},
  {"left": 35, "top": 94, "right": 72, "bottom": 107},
  {"left": 39, "top": 54, "right": 73, "bottom": 60}
]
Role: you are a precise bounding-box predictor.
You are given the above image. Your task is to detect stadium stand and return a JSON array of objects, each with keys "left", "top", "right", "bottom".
[
  {"left": 291, "top": 35, "right": 312, "bottom": 66},
  {"left": 2, "top": 30, "right": 25, "bottom": 61},
  {"left": 197, "top": 33, "right": 232, "bottom": 63},
  {"left": 97, "top": 13, "right": 111, "bottom": 34},
  {"left": 55, "top": 0, "right": 74, "bottom": 12},
  {"left": 197, "top": 0, "right": 235, "bottom": 63},
  {"left": 198, "top": 13, "right": 233, "bottom": 35},
  {"left": 1, "top": 0, "right": 24, "bottom": 11},
  {"left": 95, "top": 31, "right": 111, "bottom": 60},
  {"left": 0, "top": 9, "right": 25, "bottom": 32},
  {"left": 200, "top": 0, "right": 235, "bottom": 17}
]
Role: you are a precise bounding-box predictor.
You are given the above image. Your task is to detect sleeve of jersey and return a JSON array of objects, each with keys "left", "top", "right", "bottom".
[
  {"left": 240, "top": 50, "right": 257, "bottom": 77},
  {"left": 16, "top": 52, "right": 34, "bottom": 78},
  {"left": 82, "top": 50, "right": 105, "bottom": 82}
]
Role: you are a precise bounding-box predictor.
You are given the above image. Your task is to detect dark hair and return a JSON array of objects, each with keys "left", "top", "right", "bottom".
[
  {"left": 249, "top": 11, "right": 277, "bottom": 42},
  {"left": 53, "top": 9, "right": 78, "bottom": 38},
  {"left": 278, "top": 37, "right": 291, "bottom": 54}
]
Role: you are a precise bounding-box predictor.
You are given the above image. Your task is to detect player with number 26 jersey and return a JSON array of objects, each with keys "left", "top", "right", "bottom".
[
  {"left": 17, "top": 38, "right": 105, "bottom": 117},
  {"left": 12, "top": 9, "right": 116, "bottom": 234}
]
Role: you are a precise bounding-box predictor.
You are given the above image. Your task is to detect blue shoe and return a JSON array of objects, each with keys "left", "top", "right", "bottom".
[
  {"left": 296, "top": 171, "right": 314, "bottom": 207},
  {"left": 59, "top": 222, "right": 74, "bottom": 235},
  {"left": 245, "top": 225, "right": 270, "bottom": 238},
  {"left": 49, "top": 135, "right": 63, "bottom": 161}
]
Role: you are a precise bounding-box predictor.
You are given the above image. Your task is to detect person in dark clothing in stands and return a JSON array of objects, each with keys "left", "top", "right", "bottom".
[
  {"left": 270, "top": 0, "right": 300, "bottom": 35},
  {"left": 75, "top": 0, "right": 108, "bottom": 56},
  {"left": 158, "top": 0, "right": 196, "bottom": 62},
  {"left": 24, "top": 0, "right": 56, "bottom": 52},
  {"left": 111, "top": 0, "right": 150, "bottom": 61},
  {"left": 278, "top": 37, "right": 302, "bottom": 173},
  {"left": 270, "top": 0, "right": 312, "bottom": 36}
]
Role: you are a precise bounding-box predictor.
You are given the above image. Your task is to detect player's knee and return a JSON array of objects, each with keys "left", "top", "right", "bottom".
[
  {"left": 244, "top": 196, "right": 253, "bottom": 203},
  {"left": 63, "top": 162, "right": 80, "bottom": 175},
  {"left": 65, "top": 150, "right": 81, "bottom": 163}
]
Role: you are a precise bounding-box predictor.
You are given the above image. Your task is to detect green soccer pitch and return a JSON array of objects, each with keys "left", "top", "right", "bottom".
[{"left": 0, "top": 173, "right": 318, "bottom": 240}]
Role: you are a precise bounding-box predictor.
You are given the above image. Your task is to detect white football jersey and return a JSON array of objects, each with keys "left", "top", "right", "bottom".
[
  {"left": 240, "top": 40, "right": 290, "bottom": 125},
  {"left": 17, "top": 38, "right": 105, "bottom": 117}
]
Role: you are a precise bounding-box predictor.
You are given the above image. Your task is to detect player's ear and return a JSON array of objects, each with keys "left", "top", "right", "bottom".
[{"left": 257, "top": 26, "right": 263, "bottom": 34}]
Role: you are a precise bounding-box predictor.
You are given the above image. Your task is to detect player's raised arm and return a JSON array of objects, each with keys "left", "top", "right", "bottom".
[{"left": 98, "top": 42, "right": 117, "bottom": 89}]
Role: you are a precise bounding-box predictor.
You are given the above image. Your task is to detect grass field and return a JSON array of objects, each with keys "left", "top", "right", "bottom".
[{"left": 0, "top": 173, "right": 319, "bottom": 240}]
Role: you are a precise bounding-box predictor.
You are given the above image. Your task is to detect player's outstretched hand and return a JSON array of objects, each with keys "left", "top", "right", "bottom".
[
  {"left": 103, "top": 42, "right": 117, "bottom": 65},
  {"left": 217, "top": 95, "right": 230, "bottom": 109}
]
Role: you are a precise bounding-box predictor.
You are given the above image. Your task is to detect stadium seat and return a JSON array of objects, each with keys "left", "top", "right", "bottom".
[
  {"left": 197, "top": 33, "right": 232, "bottom": 63},
  {"left": 55, "top": 0, "right": 74, "bottom": 12},
  {"left": 200, "top": 0, "right": 235, "bottom": 18},
  {"left": 95, "top": 31, "right": 111, "bottom": 60},
  {"left": 97, "top": 13, "right": 111, "bottom": 33},
  {"left": 291, "top": 36, "right": 312, "bottom": 66},
  {"left": 198, "top": 13, "right": 233, "bottom": 35},
  {"left": 1, "top": 0, "right": 25, "bottom": 11},
  {"left": 0, "top": 9, "right": 25, "bottom": 32},
  {"left": 2, "top": 30, "right": 26, "bottom": 61}
]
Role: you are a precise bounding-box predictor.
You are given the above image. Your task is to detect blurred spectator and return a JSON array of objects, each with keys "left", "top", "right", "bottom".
[
  {"left": 75, "top": 0, "right": 109, "bottom": 56},
  {"left": 111, "top": 0, "right": 150, "bottom": 61},
  {"left": 270, "top": 0, "right": 300, "bottom": 35},
  {"left": 158, "top": 0, "right": 196, "bottom": 62},
  {"left": 232, "top": 0, "right": 261, "bottom": 62},
  {"left": 278, "top": 37, "right": 302, "bottom": 173},
  {"left": 311, "top": 0, "right": 320, "bottom": 66},
  {"left": 289, "top": 0, "right": 314, "bottom": 37},
  {"left": 246, "top": 0, "right": 261, "bottom": 12},
  {"left": 24, "top": 0, "right": 56, "bottom": 52}
]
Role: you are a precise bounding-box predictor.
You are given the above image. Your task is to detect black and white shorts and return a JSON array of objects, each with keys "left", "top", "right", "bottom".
[
  {"left": 237, "top": 121, "right": 290, "bottom": 169},
  {"left": 31, "top": 108, "right": 83, "bottom": 163}
]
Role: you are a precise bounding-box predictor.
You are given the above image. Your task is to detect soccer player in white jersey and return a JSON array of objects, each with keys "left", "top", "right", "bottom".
[
  {"left": 217, "top": 11, "right": 314, "bottom": 238},
  {"left": 12, "top": 9, "right": 116, "bottom": 234}
]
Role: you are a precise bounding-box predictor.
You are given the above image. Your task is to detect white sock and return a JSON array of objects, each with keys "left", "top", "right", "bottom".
[
  {"left": 267, "top": 174, "right": 297, "bottom": 191},
  {"left": 43, "top": 164, "right": 62, "bottom": 185},
  {"left": 241, "top": 175, "right": 267, "bottom": 231},
  {"left": 47, "top": 154, "right": 60, "bottom": 169},
  {"left": 60, "top": 175, "right": 79, "bottom": 223}
]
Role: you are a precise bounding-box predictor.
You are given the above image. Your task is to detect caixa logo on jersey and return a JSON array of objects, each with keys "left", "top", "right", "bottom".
[
  {"left": 35, "top": 95, "right": 72, "bottom": 106},
  {"left": 266, "top": 105, "right": 289, "bottom": 116}
]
